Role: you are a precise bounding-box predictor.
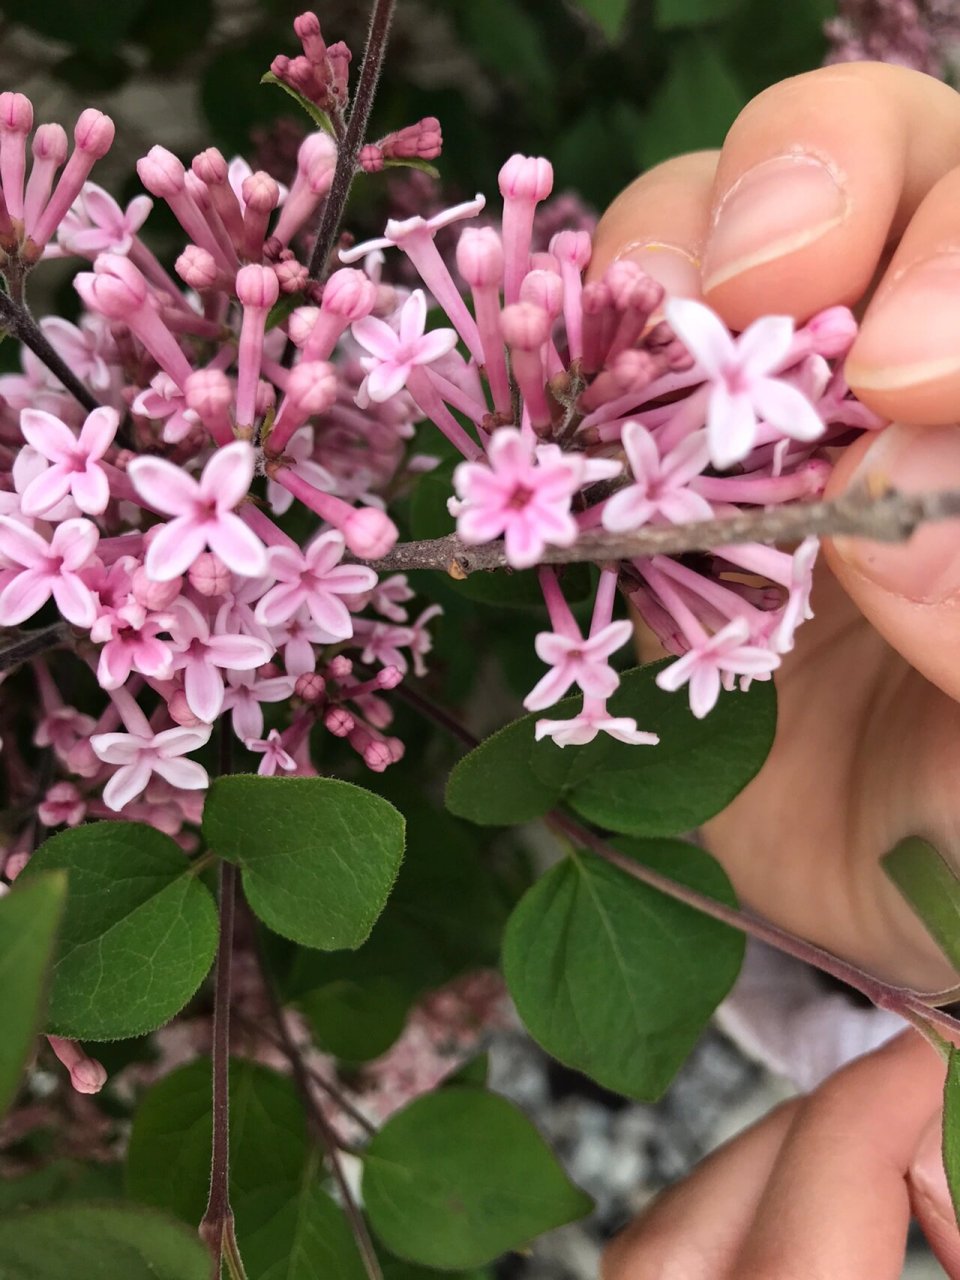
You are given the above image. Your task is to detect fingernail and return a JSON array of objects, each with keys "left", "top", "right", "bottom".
[
  {"left": 616, "top": 241, "right": 701, "bottom": 299},
  {"left": 846, "top": 253, "right": 960, "bottom": 391},
  {"left": 912, "top": 1111, "right": 955, "bottom": 1225},
  {"left": 702, "top": 155, "right": 848, "bottom": 292},
  {"left": 833, "top": 422, "right": 960, "bottom": 601}
]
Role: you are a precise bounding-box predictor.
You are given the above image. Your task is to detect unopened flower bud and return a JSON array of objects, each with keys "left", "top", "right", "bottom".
[
  {"left": 169, "top": 689, "right": 203, "bottom": 727},
  {"left": 31, "top": 122, "right": 68, "bottom": 165},
  {"left": 325, "top": 706, "right": 354, "bottom": 736},
  {"left": 359, "top": 143, "right": 383, "bottom": 173},
  {"left": 321, "top": 268, "right": 376, "bottom": 320},
  {"left": 294, "top": 11, "right": 326, "bottom": 62},
  {"left": 75, "top": 253, "right": 148, "bottom": 319},
  {"left": 132, "top": 566, "right": 182, "bottom": 609},
  {"left": 297, "top": 131, "right": 337, "bottom": 195},
  {"left": 242, "top": 171, "right": 280, "bottom": 213},
  {"left": 0, "top": 91, "right": 33, "bottom": 135},
  {"left": 500, "top": 301, "right": 551, "bottom": 350},
  {"left": 341, "top": 507, "right": 397, "bottom": 559},
  {"left": 498, "top": 153, "right": 553, "bottom": 203},
  {"left": 185, "top": 368, "right": 233, "bottom": 418},
  {"left": 520, "top": 269, "right": 563, "bottom": 318},
  {"left": 295, "top": 672, "right": 325, "bottom": 701},
  {"left": 275, "top": 258, "right": 308, "bottom": 293},
  {"left": 456, "top": 227, "right": 503, "bottom": 289},
  {"left": 74, "top": 109, "right": 114, "bottom": 158},
  {"left": 805, "top": 305, "right": 858, "bottom": 357},
  {"left": 191, "top": 147, "right": 228, "bottom": 185},
  {"left": 236, "top": 263, "right": 280, "bottom": 309},
  {"left": 176, "top": 245, "right": 219, "bottom": 290},
  {"left": 137, "top": 144, "right": 185, "bottom": 196},
  {"left": 377, "top": 665, "right": 403, "bottom": 690},
  {"left": 328, "top": 655, "right": 353, "bottom": 679},
  {"left": 188, "top": 552, "right": 231, "bottom": 596},
  {"left": 549, "top": 229, "right": 592, "bottom": 270},
  {"left": 287, "top": 306, "right": 320, "bottom": 348},
  {"left": 285, "top": 359, "right": 337, "bottom": 415}
]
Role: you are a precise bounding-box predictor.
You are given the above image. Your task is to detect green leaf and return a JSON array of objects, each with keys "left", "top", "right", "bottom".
[
  {"left": 0, "top": 873, "right": 65, "bottom": 1119},
  {"left": 261, "top": 70, "right": 336, "bottom": 135},
  {"left": 502, "top": 839, "right": 744, "bottom": 1099},
  {"left": 127, "top": 1059, "right": 367, "bottom": 1277},
  {"left": 363, "top": 1088, "right": 592, "bottom": 1268},
  {"left": 573, "top": 0, "right": 632, "bottom": 42},
  {"left": 944, "top": 1049, "right": 960, "bottom": 1228},
  {"left": 381, "top": 157, "right": 441, "bottom": 179},
  {"left": 655, "top": 0, "right": 744, "bottom": 28},
  {"left": 21, "top": 825, "right": 217, "bottom": 1040},
  {"left": 0, "top": 1160, "right": 123, "bottom": 1212},
  {"left": 637, "top": 38, "right": 746, "bottom": 169},
  {"left": 882, "top": 837, "right": 960, "bottom": 974},
  {"left": 300, "top": 978, "right": 410, "bottom": 1062},
  {"left": 446, "top": 664, "right": 776, "bottom": 834},
  {"left": 204, "top": 776, "right": 404, "bottom": 951},
  {"left": 0, "top": 1205, "right": 208, "bottom": 1279}
]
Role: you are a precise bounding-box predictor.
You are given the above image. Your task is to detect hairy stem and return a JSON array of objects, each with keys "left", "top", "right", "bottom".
[
  {"left": 254, "top": 939, "right": 383, "bottom": 1280},
  {"left": 0, "top": 290, "right": 100, "bottom": 414},
  {"left": 199, "top": 860, "right": 245, "bottom": 1280},
  {"left": 306, "top": 0, "right": 397, "bottom": 280},
  {"left": 0, "top": 624, "right": 71, "bottom": 674},
  {"left": 365, "top": 484, "right": 960, "bottom": 573}
]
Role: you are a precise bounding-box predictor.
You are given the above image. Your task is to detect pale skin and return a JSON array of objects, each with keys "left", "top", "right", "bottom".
[{"left": 593, "top": 62, "right": 960, "bottom": 1279}]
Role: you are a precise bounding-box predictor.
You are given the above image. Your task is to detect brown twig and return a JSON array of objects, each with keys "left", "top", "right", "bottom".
[
  {"left": 0, "top": 623, "right": 71, "bottom": 674},
  {"left": 0, "top": 290, "right": 101, "bottom": 414},
  {"left": 364, "top": 484, "right": 960, "bottom": 574}
]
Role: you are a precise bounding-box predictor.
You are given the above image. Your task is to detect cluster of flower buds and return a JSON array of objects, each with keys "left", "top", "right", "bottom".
[
  {"left": 270, "top": 11, "right": 353, "bottom": 120},
  {"left": 339, "top": 154, "right": 884, "bottom": 746},
  {"left": 359, "top": 117, "right": 443, "bottom": 174}
]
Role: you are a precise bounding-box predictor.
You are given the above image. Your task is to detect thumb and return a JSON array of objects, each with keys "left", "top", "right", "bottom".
[
  {"left": 909, "top": 1109, "right": 960, "bottom": 1277},
  {"left": 824, "top": 423, "right": 960, "bottom": 701}
]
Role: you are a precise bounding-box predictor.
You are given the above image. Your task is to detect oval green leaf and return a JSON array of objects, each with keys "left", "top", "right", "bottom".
[
  {"left": 203, "top": 776, "right": 405, "bottom": 951},
  {"left": 0, "top": 1204, "right": 208, "bottom": 1279},
  {"left": 502, "top": 839, "right": 744, "bottom": 1099},
  {"left": 0, "top": 873, "right": 65, "bottom": 1119},
  {"left": 882, "top": 837, "right": 960, "bottom": 975},
  {"left": 943, "top": 1048, "right": 960, "bottom": 1229},
  {"left": 362, "top": 1087, "right": 592, "bottom": 1268},
  {"left": 21, "top": 825, "right": 217, "bottom": 1040}
]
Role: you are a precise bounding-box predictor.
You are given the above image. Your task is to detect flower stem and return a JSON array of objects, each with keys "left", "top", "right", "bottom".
[
  {"left": 306, "top": 0, "right": 397, "bottom": 281},
  {"left": 199, "top": 860, "right": 244, "bottom": 1279},
  {"left": 0, "top": 289, "right": 101, "bottom": 414},
  {"left": 0, "top": 623, "right": 71, "bottom": 674}
]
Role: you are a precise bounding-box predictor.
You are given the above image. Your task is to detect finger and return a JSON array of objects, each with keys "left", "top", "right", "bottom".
[
  {"left": 602, "top": 1101, "right": 798, "bottom": 1280},
  {"left": 700, "top": 63, "right": 960, "bottom": 330},
  {"left": 824, "top": 423, "right": 960, "bottom": 702},
  {"left": 589, "top": 150, "right": 717, "bottom": 298},
  {"left": 732, "top": 1030, "right": 945, "bottom": 1280},
  {"left": 909, "top": 1110, "right": 960, "bottom": 1278},
  {"left": 846, "top": 165, "right": 960, "bottom": 424}
]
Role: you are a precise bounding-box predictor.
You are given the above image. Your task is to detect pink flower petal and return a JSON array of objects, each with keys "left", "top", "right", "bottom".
[
  {"left": 601, "top": 488, "right": 656, "bottom": 534},
  {"left": 523, "top": 663, "right": 577, "bottom": 711},
  {"left": 20, "top": 409, "right": 78, "bottom": 462},
  {"left": 78, "top": 406, "right": 119, "bottom": 459},
  {"left": 145, "top": 516, "right": 208, "bottom": 581},
  {"left": 152, "top": 756, "right": 209, "bottom": 791},
  {"left": 365, "top": 360, "right": 412, "bottom": 403},
  {"left": 352, "top": 316, "right": 400, "bottom": 361},
  {"left": 304, "top": 589, "right": 352, "bottom": 639},
  {"left": 737, "top": 315, "right": 793, "bottom": 379},
  {"left": 20, "top": 464, "right": 72, "bottom": 517},
  {"left": 412, "top": 329, "right": 459, "bottom": 366},
  {"left": 51, "top": 518, "right": 100, "bottom": 569},
  {"left": 128, "top": 456, "right": 199, "bottom": 516},
  {"left": 0, "top": 569, "right": 52, "bottom": 625},
  {"left": 255, "top": 580, "right": 305, "bottom": 626},
  {"left": 91, "top": 732, "right": 145, "bottom": 764},
  {"left": 708, "top": 386, "right": 757, "bottom": 468},
  {"left": 0, "top": 516, "right": 48, "bottom": 569},
  {"left": 399, "top": 290, "right": 428, "bottom": 344},
  {"left": 52, "top": 572, "right": 97, "bottom": 628},
  {"left": 103, "top": 758, "right": 153, "bottom": 812},
  {"left": 154, "top": 725, "right": 212, "bottom": 757},
  {"left": 184, "top": 659, "right": 226, "bottom": 722},
  {"left": 70, "top": 465, "right": 110, "bottom": 515},
  {"left": 621, "top": 421, "right": 660, "bottom": 484},
  {"left": 205, "top": 512, "right": 268, "bottom": 578},
  {"left": 752, "top": 378, "right": 825, "bottom": 442},
  {"left": 199, "top": 441, "right": 256, "bottom": 512},
  {"left": 665, "top": 298, "right": 733, "bottom": 379},
  {"left": 204, "top": 632, "right": 272, "bottom": 670}
]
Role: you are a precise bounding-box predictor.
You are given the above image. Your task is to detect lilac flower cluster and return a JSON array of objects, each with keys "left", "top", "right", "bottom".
[
  {"left": 825, "top": 0, "right": 960, "bottom": 80},
  {"left": 0, "top": 9, "right": 883, "bottom": 865}
]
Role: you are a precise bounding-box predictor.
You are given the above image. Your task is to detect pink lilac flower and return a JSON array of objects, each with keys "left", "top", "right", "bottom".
[
  {"left": 132, "top": 373, "right": 200, "bottom": 445},
  {"left": 47, "top": 1035, "right": 107, "bottom": 1095},
  {"left": 601, "top": 422, "right": 713, "bottom": 532},
  {"left": 91, "top": 602, "right": 174, "bottom": 689},
  {"left": 222, "top": 670, "right": 296, "bottom": 741},
  {"left": 665, "top": 298, "right": 826, "bottom": 468},
  {"left": 246, "top": 729, "right": 297, "bottom": 776},
  {"left": 255, "top": 529, "right": 377, "bottom": 635},
  {"left": 129, "top": 440, "right": 267, "bottom": 582},
  {"left": 55, "top": 181, "right": 152, "bottom": 257},
  {"left": 0, "top": 516, "right": 99, "bottom": 627},
  {"left": 352, "top": 290, "right": 459, "bottom": 404},
  {"left": 168, "top": 599, "right": 274, "bottom": 723},
  {"left": 91, "top": 723, "right": 211, "bottom": 812},
  {"left": 18, "top": 406, "right": 118, "bottom": 516},
  {"left": 450, "top": 428, "right": 600, "bottom": 570},
  {"left": 523, "top": 618, "right": 634, "bottom": 711},
  {"left": 655, "top": 617, "right": 780, "bottom": 718},
  {"left": 534, "top": 698, "right": 659, "bottom": 748}
]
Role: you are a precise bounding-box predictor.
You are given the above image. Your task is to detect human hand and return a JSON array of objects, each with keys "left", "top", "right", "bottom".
[{"left": 592, "top": 61, "right": 960, "bottom": 1277}]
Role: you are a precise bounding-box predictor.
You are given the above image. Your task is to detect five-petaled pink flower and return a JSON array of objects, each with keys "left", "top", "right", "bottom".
[
  {"left": 129, "top": 440, "right": 267, "bottom": 581},
  {"left": 655, "top": 617, "right": 779, "bottom": 718},
  {"left": 666, "top": 298, "right": 825, "bottom": 469},
  {"left": 56, "top": 181, "right": 153, "bottom": 258},
  {"left": 523, "top": 619, "right": 634, "bottom": 712},
  {"left": 19, "top": 406, "right": 118, "bottom": 516},
  {"left": 352, "top": 289, "right": 458, "bottom": 403},
  {"left": 246, "top": 729, "right": 297, "bottom": 777},
  {"left": 601, "top": 423, "right": 712, "bottom": 533},
  {"left": 0, "top": 516, "right": 99, "bottom": 627},
  {"left": 91, "top": 723, "right": 211, "bottom": 812},
  {"left": 450, "top": 428, "right": 600, "bottom": 569},
  {"left": 255, "top": 529, "right": 377, "bottom": 636}
]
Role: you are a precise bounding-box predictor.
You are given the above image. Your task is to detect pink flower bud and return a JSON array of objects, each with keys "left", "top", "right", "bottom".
[
  {"left": 806, "top": 305, "right": 858, "bottom": 357},
  {"left": 294, "top": 11, "right": 326, "bottom": 62},
  {"left": 500, "top": 301, "right": 551, "bottom": 350},
  {"left": 520, "top": 269, "right": 563, "bottom": 318},
  {"left": 276, "top": 258, "right": 308, "bottom": 293},
  {"left": 74, "top": 109, "right": 115, "bottom": 158},
  {"left": 326, "top": 42, "right": 351, "bottom": 100},
  {"left": 137, "top": 145, "right": 186, "bottom": 197},
  {"left": 0, "top": 91, "right": 33, "bottom": 135},
  {"left": 604, "top": 259, "right": 661, "bottom": 313},
  {"left": 377, "top": 665, "right": 403, "bottom": 690},
  {"left": 75, "top": 253, "right": 148, "bottom": 319},
  {"left": 242, "top": 171, "right": 280, "bottom": 213},
  {"left": 456, "top": 227, "right": 503, "bottom": 289},
  {"left": 132, "top": 565, "right": 182, "bottom": 609},
  {"left": 328, "top": 655, "right": 353, "bottom": 679},
  {"left": 341, "top": 507, "right": 398, "bottom": 559},
  {"left": 549, "top": 229, "right": 592, "bottom": 270},
  {"left": 255, "top": 380, "right": 277, "bottom": 416},
  {"left": 295, "top": 672, "right": 326, "bottom": 701},
  {"left": 176, "top": 245, "right": 219, "bottom": 290},
  {"left": 297, "top": 131, "right": 337, "bottom": 194},
  {"left": 325, "top": 706, "right": 354, "bottom": 736},
  {"left": 285, "top": 359, "right": 337, "bottom": 414},
  {"left": 70, "top": 1057, "right": 108, "bottom": 1094},
  {"left": 498, "top": 154, "right": 553, "bottom": 203},
  {"left": 191, "top": 147, "right": 228, "bottom": 185},
  {"left": 188, "top": 551, "right": 231, "bottom": 596},
  {"left": 321, "top": 268, "right": 376, "bottom": 320},
  {"left": 32, "top": 122, "right": 67, "bottom": 164},
  {"left": 169, "top": 689, "right": 203, "bottom": 727},
  {"left": 362, "top": 738, "right": 392, "bottom": 771},
  {"left": 359, "top": 143, "right": 383, "bottom": 173},
  {"left": 236, "top": 263, "right": 280, "bottom": 309},
  {"left": 288, "top": 306, "right": 320, "bottom": 347}
]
